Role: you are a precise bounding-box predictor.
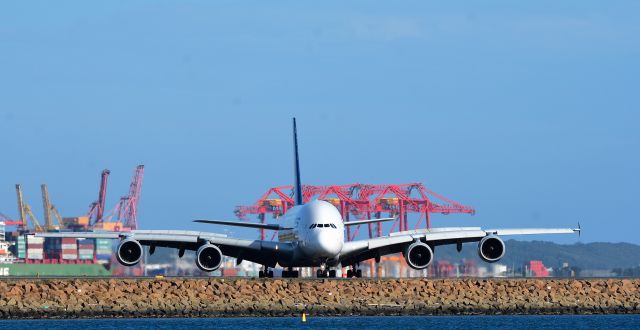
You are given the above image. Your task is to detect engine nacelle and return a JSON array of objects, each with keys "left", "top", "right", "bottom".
[
  {"left": 403, "top": 241, "right": 433, "bottom": 270},
  {"left": 116, "top": 239, "right": 143, "bottom": 266},
  {"left": 196, "top": 244, "right": 223, "bottom": 272},
  {"left": 478, "top": 235, "right": 506, "bottom": 263}
]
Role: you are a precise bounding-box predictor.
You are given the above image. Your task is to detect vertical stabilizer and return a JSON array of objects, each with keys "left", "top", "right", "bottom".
[{"left": 292, "top": 118, "right": 303, "bottom": 205}]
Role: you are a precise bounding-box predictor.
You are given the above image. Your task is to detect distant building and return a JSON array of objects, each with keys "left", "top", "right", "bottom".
[
  {"left": 491, "top": 264, "right": 508, "bottom": 277},
  {"left": 526, "top": 260, "right": 550, "bottom": 277}
]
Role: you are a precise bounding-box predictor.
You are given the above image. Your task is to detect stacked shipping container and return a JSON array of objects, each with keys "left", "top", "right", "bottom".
[
  {"left": 14, "top": 234, "right": 113, "bottom": 265},
  {"left": 26, "top": 235, "right": 44, "bottom": 260},
  {"left": 44, "top": 237, "right": 61, "bottom": 259},
  {"left": 96, "top": 239, "right": 112, "bottom": 264},
  {"left": 17, "top": 235, "right": 26, "bottom": 259},
  {"left": 61, "top": 237, "right": 78, "bottom": 260},
  {"left": 78, "top": 239, "right": 94, "bottom": 260}
]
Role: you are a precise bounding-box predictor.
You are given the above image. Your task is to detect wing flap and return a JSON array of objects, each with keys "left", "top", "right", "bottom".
[
  {"left": 194, "top": 219, "right": 289, "bottom": 230},
  {"left": 343, "top": 217, "right": 396, "bottom": 227},
  {"left": 35, "top": 232, "right": 122, "bottom": 239},
  {"left": 484, "top": 228, "right": 579, "bottom": 236}
]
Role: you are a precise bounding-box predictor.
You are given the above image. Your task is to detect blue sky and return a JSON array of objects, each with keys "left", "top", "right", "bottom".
[{"left": 1, "top": 1, "right": 638, "bottom": 244}]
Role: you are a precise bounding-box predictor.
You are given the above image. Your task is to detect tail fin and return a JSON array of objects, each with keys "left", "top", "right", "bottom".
[{"left": 293, "top": 118, "right": 303, "bottom": 205}]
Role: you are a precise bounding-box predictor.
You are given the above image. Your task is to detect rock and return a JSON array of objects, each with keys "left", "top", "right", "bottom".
[{"left": 0, "top": 278, "right": 637, "bottom": 318}]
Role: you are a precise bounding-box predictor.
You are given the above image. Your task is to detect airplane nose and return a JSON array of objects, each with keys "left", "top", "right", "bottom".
[{"left": 316, "top": 231, "right": 341, "bottom": 256}]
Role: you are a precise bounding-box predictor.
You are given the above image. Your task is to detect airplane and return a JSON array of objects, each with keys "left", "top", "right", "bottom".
[{"left": 37, "top": 118, "right": 580, "bottom": 278}]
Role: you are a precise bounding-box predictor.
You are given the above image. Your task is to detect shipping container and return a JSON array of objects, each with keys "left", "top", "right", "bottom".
[
  {"left": 27, "top": 248, "right": 43, "bottom": 259},
  {"left": 78, "top": 239, "right": 94, "bottom": 247},
  {"left": 96, "top": 239, "right": 112, "bottom": 247},
  {"left": 95, "top": 238, "right": 112, "bottom": 253},
  {"left": 79, "top": 254, "right": 94, "bottom": 260},
  {"left": 61, "top": 216, "right": 90, "bottom": 227},
  {"left": 27, "top": 235, "right": 44, "bottom": 244},
  {"left": 17, "top": 236, "right": 26, "bottom": 258}
]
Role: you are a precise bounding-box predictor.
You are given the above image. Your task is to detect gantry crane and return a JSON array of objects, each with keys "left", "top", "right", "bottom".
[
  {"left": 40, "top": 184, "right": 60, "bottom": 231},
  {"left": 15, "top": 184, "right": 27, "bottom": 229},
  {"left": 87, "top": 169, "right": 110, "bottom": 226},
  {"left": 15, "top": 184, "right": 44, "bottom": 232}
]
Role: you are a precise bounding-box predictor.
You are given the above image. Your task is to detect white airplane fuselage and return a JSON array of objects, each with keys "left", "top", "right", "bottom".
[{"left": 277, "top": 200, "right": 345, "bottom": 267}]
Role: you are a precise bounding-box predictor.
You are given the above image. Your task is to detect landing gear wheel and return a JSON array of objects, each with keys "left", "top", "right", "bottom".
[
  {"left": 260, "top": 267, "right": 274, "bottom": 278},
  {"left": 346, "top": 270, "right": 353, "bottom": 278},
  {"left": 356, "top": 269, "right": 362, "bottom": 278},
  {"left": 316, "top": 269, "right": 329, "bottom": 278},
  {"left": 283, "top": 268, "right": 298, "bottom": 278},
  {"left": 329, "top": 269, "right": 336, "bottom": 278}
]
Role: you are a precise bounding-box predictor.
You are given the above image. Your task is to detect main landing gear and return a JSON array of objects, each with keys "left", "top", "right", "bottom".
[
  {"left": 316, "top": 263, "right": 337, "bottom": 278},
  {"left": 282, "top": 267, "right": 300, "bottom": 278},
  {"left": 316, "top": 269, "right": 336, "bottom": 278},
  {"left": 258, "top": 266, "right": 274, "bottom": 278},
  {"left": 346, "top": 266, "right": 362, "bottom": 278}
]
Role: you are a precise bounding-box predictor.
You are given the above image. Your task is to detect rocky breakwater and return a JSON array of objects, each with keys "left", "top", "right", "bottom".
[{"left": 0, "top": 278, "right": 638, "bottom": 318}]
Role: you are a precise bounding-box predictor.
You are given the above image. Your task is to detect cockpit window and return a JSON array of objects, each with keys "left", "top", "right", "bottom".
[{"left": 311, "top": 223, "right": 337, "bottom": 229}]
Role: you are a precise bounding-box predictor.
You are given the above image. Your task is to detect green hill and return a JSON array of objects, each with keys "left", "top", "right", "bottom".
[{"left": 433, "top": 240, "right": 640, "bottom": 270}]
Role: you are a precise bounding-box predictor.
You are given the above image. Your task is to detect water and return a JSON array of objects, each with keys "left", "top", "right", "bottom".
[{"left": 0, "top": 315, "right": 638, "bottom": 329}]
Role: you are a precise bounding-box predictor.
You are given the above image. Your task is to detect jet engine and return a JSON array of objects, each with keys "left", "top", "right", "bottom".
[
  {"left": 478, "top": 235, "right": 505, "bottom": 263},
  {"left": 403, "top": 241, "right": 433, "bottom": 270},
  {"left": 116, "top": 239, "right": 143, "bottom": 266},
  {"left": 196, "top": 244, "right": 223, "bottom": 272}
]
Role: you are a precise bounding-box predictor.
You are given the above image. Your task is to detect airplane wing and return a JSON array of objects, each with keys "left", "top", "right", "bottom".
[
  {"left": 343, "top": 217, "right": 396, "bottom": 227},
  {"left": 339, "top": 226, "right": 581, "bottom": 266},
  {"left": 36, "top": 230, "right": 292, "bottom": 268},
  {"left": 193, "top": 219, "right": 292, "bottom": 230}
]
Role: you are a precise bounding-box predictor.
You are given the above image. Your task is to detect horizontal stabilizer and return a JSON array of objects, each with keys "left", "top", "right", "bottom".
[
  {"left": 343, "top": 217, "right": 396, "bottom": 227},
  {"left": 194, "top": 219, "right": 291, "bottom": 231}
]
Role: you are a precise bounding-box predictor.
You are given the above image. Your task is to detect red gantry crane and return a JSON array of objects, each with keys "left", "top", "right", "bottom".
[
  {"left": 87, "top": 169, "right": 110, "bottom": 226},
  {"left": 234, "top": 182, "right": 475, "bottom": 241},
  {"left": 92, "top": 165, "right": 144, "bottom": 231}
]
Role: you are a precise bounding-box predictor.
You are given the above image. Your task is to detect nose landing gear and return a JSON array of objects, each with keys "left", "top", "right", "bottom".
[{"left": 346, "top": 265, "right": 363, "bottom": 278}]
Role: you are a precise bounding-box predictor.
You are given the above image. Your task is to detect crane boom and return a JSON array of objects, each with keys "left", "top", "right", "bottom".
[
  {"left": 41, "top": 184, "right": 54, "bottom": 231},
  {"left": 23, "top": 203, "right": 43, "bottom": 232},
  {"left": 96, "top": 169, "right": 110, "bottom": 223},
  {"left": 50, "top": 205, "right": 63, "bottom": 226},
  {"left": 15, "top": 184, "right": 27, "bottom": 228}
]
